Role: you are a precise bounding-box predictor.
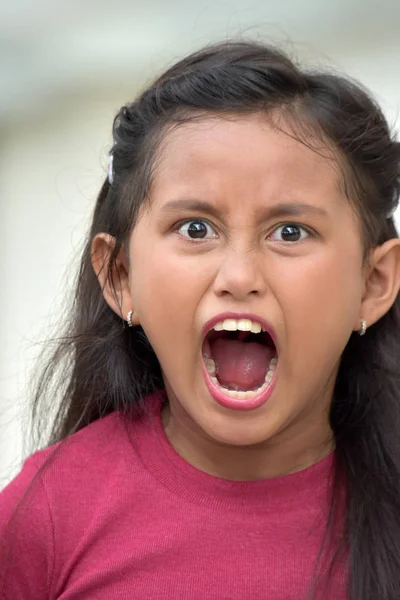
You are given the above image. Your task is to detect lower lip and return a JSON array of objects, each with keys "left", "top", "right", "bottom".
[{"left": 201, "top": 361, "right": 277, "bottom": 412}]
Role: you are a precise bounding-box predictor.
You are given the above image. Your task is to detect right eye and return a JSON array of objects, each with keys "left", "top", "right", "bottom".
[{"left": 178, "top": 220, "right": 217, "bottom": 240}]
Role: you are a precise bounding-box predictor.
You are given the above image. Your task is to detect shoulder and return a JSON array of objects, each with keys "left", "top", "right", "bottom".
[
  {"left": 34, "top": 394, "right": 163, "bottom": 472},
  {"left": 1, "top": 393, "right": 164, "bottom": 526},
  {"left": 33, "top": 410, "right": 137, "bottom": 489},
  {"left": 1, "top": 410, "right": 142, "bottom": 512},
  {"left": 0, "top": 405, "right": 161, "bottom": 598},
  {"left": 1, "top": 411, "right": 125, "bottom": 506}
]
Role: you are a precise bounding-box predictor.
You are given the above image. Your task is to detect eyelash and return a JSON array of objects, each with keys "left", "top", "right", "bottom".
[
  {"left": 175, "top": 219, "right": 314, "bottom": 243},
  {"left": 268, "top": 223, "right": 312, "bottom": 243},
  {"left": 176, "top": 219, "right": 218, "bottom": 241}
]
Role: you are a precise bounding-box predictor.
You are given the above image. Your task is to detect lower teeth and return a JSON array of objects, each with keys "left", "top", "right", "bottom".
[{"left": 206, "top": 357, "right": 277, "bottom": 399}]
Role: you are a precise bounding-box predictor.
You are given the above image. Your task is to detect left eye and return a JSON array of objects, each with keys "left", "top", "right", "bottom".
[
  {"left": 269, "top": 224, "right": 309, "bottom": 242},
  {"left": 178, "top": 220, "right": 217, "bottom": 240}
]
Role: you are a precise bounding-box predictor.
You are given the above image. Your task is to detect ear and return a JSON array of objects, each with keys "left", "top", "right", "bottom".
[
  {"left": 91, "top": 233, "right": 140, "bottom": 325},
  {"left": 358, "top": 238, "right": 400, "bottom": 330}
]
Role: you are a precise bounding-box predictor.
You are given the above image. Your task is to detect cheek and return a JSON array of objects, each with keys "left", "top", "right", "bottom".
[
  {"left": 278, "top": 249, "right": 363, "bottom": 369},
  {"left": 281, "top": 244, "right": 362, "bottom": 312},
  {"left": 128, "top": 240, "right": 214, "bottom": 360},
  {"left": 132, "top": 244, "right": 212, "bottom": 308}
]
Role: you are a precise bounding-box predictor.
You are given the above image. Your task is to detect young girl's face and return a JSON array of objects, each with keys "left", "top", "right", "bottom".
[{"left": 127, "top": 114, "right": 365, "bottom": 448}]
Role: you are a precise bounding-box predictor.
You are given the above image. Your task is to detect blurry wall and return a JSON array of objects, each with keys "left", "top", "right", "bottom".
[
  {"left": 0, "top": 91, "right": 130, "bottom": 486},
  {"left": 1, "top": 0, "right": 400, "bottom": 486}
]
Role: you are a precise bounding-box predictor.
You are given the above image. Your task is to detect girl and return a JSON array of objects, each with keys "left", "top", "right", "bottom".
[{"left": 1, "top": 40, "right": 400, "bottom": 600}]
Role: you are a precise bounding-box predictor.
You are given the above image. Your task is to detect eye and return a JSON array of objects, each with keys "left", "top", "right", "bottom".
[
  {"left": 178, "top": 220, "right": 217, "bottom": 240},
  {"left": 269, "top": 223, "right": 310, "bottom": 243}
]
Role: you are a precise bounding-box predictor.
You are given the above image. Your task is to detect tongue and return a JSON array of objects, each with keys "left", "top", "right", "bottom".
[{"left": 211, "top": 338, "right": 274, "bottom": 391}]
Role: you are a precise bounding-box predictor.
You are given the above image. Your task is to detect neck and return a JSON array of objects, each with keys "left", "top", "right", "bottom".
[{"left": 161, "top": 402, "right": 335, "bottom": 481}]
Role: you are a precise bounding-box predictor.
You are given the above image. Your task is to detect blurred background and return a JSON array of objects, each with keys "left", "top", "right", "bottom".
[{"left": 1, "top": 0, "right": 400, "bottom": 487}]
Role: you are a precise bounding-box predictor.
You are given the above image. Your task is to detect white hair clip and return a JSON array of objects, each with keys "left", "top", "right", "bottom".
[{"left": 108, "top": 154, "right": 114, "bottom": 185}]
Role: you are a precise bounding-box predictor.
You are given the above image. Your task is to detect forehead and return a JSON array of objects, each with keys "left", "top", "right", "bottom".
[{"left": 150, "top": 113, "right": 345, "bottom": 208}]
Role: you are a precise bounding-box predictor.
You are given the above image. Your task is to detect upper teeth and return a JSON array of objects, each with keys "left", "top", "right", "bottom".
[{"left": 213, "top": 318, "right": 264, "bottom": 334}]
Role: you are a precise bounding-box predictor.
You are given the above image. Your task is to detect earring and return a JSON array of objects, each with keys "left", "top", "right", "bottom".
[
  {"left": 126, "top": 310, "right": 134, "bottom": 328},
  {"left": 359, "top": 318, "right": 367, "bottom": 336}
]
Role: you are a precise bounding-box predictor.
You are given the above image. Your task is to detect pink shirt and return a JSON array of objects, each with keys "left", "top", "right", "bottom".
[{"left": 0, "top": 393, "right": 347, "bottom": 599}]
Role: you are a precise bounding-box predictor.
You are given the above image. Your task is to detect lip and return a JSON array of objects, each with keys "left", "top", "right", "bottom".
[{"left": 201, "top": 312, "right": 279, "bottom": 412}]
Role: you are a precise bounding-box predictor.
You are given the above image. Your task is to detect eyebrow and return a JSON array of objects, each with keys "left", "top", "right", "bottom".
[{"left": 160, "top": 199, "right": 329, "bottom": 220}]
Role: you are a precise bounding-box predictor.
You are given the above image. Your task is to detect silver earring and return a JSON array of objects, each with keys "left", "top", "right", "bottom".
[
  {"left": 126, "top": 310, "right": 134, "bottom": 328},
  {"left": 359, "top": 318, "right": 367, "bottom": 336}
]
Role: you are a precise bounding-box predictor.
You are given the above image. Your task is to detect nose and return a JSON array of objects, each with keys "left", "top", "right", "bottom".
[{"left": 212, "top": 246, "right": 267, "bottom": 301}]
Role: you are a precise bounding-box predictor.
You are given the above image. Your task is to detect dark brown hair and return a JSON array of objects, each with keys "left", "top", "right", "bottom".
[{"left": 13, "top": 41, "right": 400, "bottom": 598}]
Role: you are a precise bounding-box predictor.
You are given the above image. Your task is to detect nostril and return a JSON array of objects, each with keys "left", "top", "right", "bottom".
[{"left": 217, "top": 287, "right": 260, "bottom": 298}]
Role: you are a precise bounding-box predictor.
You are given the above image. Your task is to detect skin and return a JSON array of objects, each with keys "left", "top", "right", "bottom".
[{"left": 92, "top": 114, "right": 400, "bottom": 481}]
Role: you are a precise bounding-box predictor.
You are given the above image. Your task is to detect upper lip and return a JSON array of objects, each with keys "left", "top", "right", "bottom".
[{"left": 201, "top": 312, "right": 278, "bottom": 352}]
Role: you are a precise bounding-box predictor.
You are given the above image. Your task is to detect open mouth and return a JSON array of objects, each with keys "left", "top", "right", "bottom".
[{"left": 201, "top": 317, "right": 278, "bottom": 407}]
